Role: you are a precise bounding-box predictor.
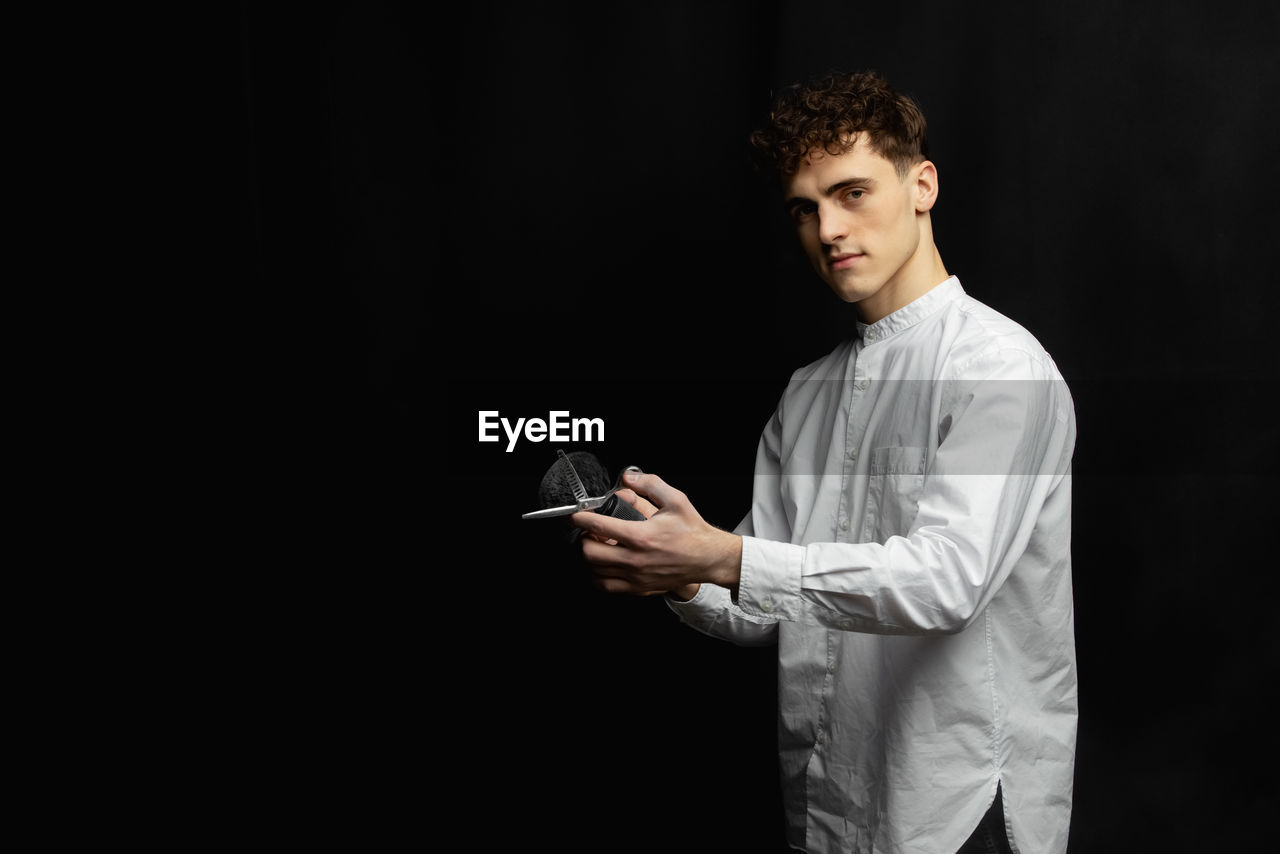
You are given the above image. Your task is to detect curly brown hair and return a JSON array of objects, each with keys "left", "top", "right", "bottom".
[{"left": 749, "top": 70, "right": 929, "bottom": 178}]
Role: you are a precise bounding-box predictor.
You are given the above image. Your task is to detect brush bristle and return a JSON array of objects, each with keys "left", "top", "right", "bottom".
[{"left": 537, "top": 451, "right": 612, "bottom": 508}]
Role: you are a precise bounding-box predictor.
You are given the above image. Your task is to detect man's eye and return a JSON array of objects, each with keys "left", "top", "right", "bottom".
[
  {"left": 843, "top": 189, "right": 865, "bottom": 203},
  {"left": 791, "top": 203, "right": 817, "bottom": 222}
]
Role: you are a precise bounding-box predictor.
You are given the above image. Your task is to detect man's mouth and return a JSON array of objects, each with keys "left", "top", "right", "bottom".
[{"left": 829, "top": 252, "right": 865, "bottom": 270}]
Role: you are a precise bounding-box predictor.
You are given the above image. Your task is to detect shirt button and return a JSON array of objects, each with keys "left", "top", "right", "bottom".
[
  {"left": 846, "top": 448, "right": 858, "bottom": 461},
  {"left": 760, "top": 596, "right": 775, "bottom": 613},
  {"left": 839, "top": 519, "right": 849, "bottom": 532},
  {"left": 827, "top": 660, "right": 836, "bottom": 673},
  {"left": 857, "top": 379, "right": 870, "bottom": 390}
]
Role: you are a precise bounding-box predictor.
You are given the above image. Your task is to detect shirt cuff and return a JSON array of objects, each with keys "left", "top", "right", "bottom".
[
  {"left": 665, "top": 582, "right": 731, "bottom": 630},
  {"left": 736, "top": 535, "right": 804, "bottom": 620}
]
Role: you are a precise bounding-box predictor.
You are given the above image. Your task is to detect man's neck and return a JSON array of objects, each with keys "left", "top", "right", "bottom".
[{"left": 856, "top": 243, "right": 950, "bottom": 324}]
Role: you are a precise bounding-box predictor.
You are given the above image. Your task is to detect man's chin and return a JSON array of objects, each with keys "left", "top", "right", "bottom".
[
  {"left": 823, "top": 270, "right": 878, "bottom": 302},
  {"left": 827, "top": 281, "right": 875, "bottom": 304}
]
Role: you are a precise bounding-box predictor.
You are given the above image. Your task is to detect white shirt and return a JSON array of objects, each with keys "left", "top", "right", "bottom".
[{"left": 668, "top": 277, "right": 1077, "bottom": 853}]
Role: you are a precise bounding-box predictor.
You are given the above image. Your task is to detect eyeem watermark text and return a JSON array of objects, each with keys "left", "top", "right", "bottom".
[{"left": 478, "top": 410, "right": 605, "bottom": 452}]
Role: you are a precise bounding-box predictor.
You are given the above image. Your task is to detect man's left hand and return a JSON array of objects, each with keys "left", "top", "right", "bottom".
[{"left": 572, "top": 471, "right": 742, "bottom": 597}]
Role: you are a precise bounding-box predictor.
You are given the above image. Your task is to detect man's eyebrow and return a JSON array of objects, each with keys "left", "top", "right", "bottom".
[{"left": 784, "top": 177, "right": 877, "bottom": 208}]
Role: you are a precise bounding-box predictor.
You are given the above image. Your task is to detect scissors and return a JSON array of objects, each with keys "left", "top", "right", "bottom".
[{"left": 521, "top": 450, "right": 643, "bottom": 519}]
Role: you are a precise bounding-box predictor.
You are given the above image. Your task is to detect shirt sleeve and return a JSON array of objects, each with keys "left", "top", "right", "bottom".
[{"left": 735, "top": 346, "right": 1076, "bottom": 635}]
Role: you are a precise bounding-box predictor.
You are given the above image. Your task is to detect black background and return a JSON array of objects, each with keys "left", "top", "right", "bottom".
[{"left": 233, "top": 1, "right": 1278, "bottom": 849}]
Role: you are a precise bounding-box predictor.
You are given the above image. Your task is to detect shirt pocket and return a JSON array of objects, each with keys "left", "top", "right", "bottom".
[{"left": 862, "top": 446, "right": 926, "bottom": 543}]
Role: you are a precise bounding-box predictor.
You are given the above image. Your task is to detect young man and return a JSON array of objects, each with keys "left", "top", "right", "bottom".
[{"left": 572, "top": 71, "right": 1077, "bottom": 854}]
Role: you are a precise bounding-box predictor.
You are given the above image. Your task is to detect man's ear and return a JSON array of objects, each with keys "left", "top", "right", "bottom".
[{"left": 913, "top": 160, "right": 939, "bottom": 213}]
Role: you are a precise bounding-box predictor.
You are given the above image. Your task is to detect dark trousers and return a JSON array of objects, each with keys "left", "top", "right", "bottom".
[{"left": 954, "top": 785, "right": 1013, "bottom": 854}]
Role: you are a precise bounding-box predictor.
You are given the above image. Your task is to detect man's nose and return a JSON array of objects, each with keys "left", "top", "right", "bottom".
[{"left": 818, "top": 208, "right": 847, "bottom": 244}]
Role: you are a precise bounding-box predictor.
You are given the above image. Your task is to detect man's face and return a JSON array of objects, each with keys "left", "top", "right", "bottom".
[{"left": 783, "top": 135, "right": 937, "bottom": 322}]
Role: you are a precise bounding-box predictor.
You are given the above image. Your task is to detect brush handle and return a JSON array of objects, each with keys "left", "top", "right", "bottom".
[{"left": 598, "top": 493, "right": 647, "bottom": 522}]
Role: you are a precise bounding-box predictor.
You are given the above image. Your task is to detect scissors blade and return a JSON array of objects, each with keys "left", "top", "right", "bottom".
[
  {"left": 521, "top": 495, "right": 607, "bottom": 519},
  {"left": 521, "top": 504, "right": 581, "bottom": 519},
  {"left": 559, "top": 449, "right": 589, "bottom": 502}
]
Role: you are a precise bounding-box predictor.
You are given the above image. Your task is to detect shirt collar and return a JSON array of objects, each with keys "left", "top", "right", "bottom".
[{"left": 856, "top": 275, "right": 964, "bottom": 343}]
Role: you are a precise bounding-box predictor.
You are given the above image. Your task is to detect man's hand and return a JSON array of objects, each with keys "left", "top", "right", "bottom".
[{"left": 572, "top": 471, "right": 741, "bottom": 599}]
